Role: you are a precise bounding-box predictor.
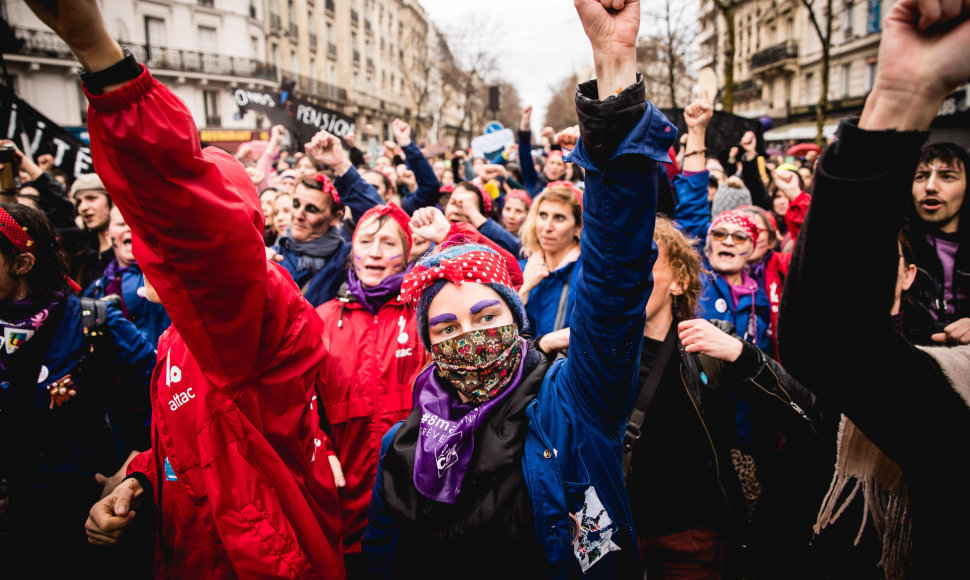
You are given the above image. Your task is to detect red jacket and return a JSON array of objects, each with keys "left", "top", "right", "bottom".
[
  {"left": 764, "top": 250, "right": 792, "bottom": 358},
  {"left": 89, "top": 67, "right": 344, "bottom": 579},
  {"left": 315, "top": 293, "right": 428, "bottom": 554}
]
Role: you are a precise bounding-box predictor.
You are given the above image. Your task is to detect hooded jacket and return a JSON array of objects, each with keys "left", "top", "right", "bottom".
[{"left": 88, "top": 66, "right": 345, "bottom": 579}]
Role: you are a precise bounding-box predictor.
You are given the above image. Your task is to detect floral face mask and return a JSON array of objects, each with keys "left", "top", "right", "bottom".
[{"left": 430, "top": 323, "right": 521, "bottom": 404}]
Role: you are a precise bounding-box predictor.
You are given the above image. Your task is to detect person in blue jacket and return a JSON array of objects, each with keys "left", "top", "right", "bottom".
[
  {"left": 273, "top": 130, "right": 384, "bottom": 307},
  {"left": 517, "top": 181, "right": 584, "bottom": 340},
  {"left": 360, "top": 2, "right": 676, "bottom": 577},
  {"left": 84, "top": 205, "right": 170, "bottom": 348},
  {"left": 673, "top": 101, "right": 773, "bottom": 356},
  {"left": 0, "top": 202, "right": 156, "bottom": 574}
]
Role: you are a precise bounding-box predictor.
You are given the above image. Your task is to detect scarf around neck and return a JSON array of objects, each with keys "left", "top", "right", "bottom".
[
  {"left": 345, "top": 264, "right": 409, "bottom": 315},
  {"left": 279, "top": 227, "right": 344, "bottom": 273},
  {"left": 723, "top": 271, "right": 760, "bottom": 342},
  {"left": 412, "top": 337, "right": 527, "bottom": 504}
]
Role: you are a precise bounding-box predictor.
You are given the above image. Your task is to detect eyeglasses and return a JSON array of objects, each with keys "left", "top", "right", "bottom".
[{"left": 709, "top": 229, "right": 752, "bottom": 244}]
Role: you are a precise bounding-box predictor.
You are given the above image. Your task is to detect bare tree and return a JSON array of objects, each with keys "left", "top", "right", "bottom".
[
  {"left": 640, "top": 0, "right": 695, "bottom": 109},
  {"left": 801, "top": 0, "right": 834, "bottom": 147},
  {"left": 440, "top": 16, "right": 500, "bottom": 150},
  {"left": 543, "top": 73, "right": 580, "bottom": 131},
  {"left": 401, "top": 28, "right": 435, "bottom": 140}
]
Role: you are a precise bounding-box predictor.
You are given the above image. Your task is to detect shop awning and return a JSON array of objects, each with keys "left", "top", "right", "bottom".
[{"left": 763, "top": 121, "right": 839, "bottom": 142}]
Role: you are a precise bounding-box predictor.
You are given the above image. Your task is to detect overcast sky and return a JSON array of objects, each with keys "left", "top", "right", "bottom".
[
  {"left": 418, "top": 1, "right": 600, "bottom": 128},
  {"left": 419, "top": 0, "right": 695, "bottom": 128}
]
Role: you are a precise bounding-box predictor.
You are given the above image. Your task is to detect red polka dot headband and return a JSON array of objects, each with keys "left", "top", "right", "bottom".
[
  {"left": 0, "top": 206, "right": 35, "bottom": 254},
  {"left": 709, "top": 210, "right": 760, "bottom": 242},
  {"left": 400, "top": 250, "right": 511, "bottom": 305}
]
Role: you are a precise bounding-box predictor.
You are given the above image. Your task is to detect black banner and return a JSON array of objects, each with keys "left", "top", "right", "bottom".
[
  {"left": 232, "top": 88, "right": 355, "bottom": 148},
  {"left": 1, "top": 84, "right": 95, "bottom": 180}
]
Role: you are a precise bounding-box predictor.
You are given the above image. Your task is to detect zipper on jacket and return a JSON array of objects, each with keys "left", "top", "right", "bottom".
[
  {"left": 679, "top": 363, "right": 743, "bottom": 537},
  {"left": 337, "top": 295, "right": 349, "bottom": 328},
  {"left": 750, "top": 364, "right": 816, "bottom": 435}
]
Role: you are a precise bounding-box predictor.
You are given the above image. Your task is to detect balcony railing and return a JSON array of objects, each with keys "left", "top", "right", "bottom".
[
  {"left": 309, "top": 33, "right": 318, "bottom": 50},
  {"left": 269, "top": 12, "right": 281, "bottom": 30},
  {"left": 750, "top": 41, "right": 798, "bottom": 71},
  {"left": 288, "top": 23, "right": 299, "bottom": 38},
  {"left": 353, "top": 50, "right": 360, "bottom": 64},
  {"left": 7, "top": 28, "right": 278, "bottom": 80},
  {"left": 733, "top": 78, "right": 759, "bottom": 94},
  {"left": 327, "top": 43, "right": 337, "bottom": 60},
  {"left": 294, "top": 73, "right": 348, "bottom": 102},
  {"left": 366, "top": 57, "right": 374, "bottom": 71}
]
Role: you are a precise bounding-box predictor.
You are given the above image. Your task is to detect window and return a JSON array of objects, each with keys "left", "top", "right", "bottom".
[
  {"left": 864, "top": 60, "right": 877, "bottom": 92},
  {"left": 805, "top": 72, "right": 815, "bottom": 102},
  {"left": 843, "top": 2, "right": 854, "bottom": 40},
  {"left": 841, "top": 63, "right": 852, "bottom": 98},
  {"left": 203, "top": 90, "right": 219, "bottom": 126},
  {"left": 198, "top": 26, "right": 217, "bottom": 54},
  {"left": 144, "top": 16, "right": 166, "bottom": 63},
  {"left": 290, "top": 50, "right": 297, "bottom": 74},
  {"left": 311, "top": 57, "right": 317, "bottom": 82},
  {"left": 787, "top": 17, "right": 794, "bottom": 41}
]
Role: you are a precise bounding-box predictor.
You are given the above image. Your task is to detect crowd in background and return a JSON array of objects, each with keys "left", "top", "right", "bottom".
[{"left": 1, "top": 0, "right": 968, "bottom": 579}]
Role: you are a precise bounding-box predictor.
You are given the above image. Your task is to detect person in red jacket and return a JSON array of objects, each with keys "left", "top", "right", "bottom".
[
  {"left": 26, "top": 2, "right": 346, "bottom": 577},
  {"left": 317, "top": 202, "right": 523, "bottom": 577}
]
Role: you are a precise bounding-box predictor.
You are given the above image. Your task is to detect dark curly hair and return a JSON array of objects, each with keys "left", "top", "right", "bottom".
[{"left": 0, "top": 202, "right": 72, "bottom": 300}]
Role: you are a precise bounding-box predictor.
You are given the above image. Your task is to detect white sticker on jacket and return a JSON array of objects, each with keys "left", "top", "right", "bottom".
[{"left": 571, "top": 486, "right": 620, "bottom": 572}]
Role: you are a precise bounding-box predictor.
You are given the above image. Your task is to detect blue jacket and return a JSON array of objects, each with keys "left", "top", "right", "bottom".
[
  {"left": 363, "top": 78, "right": 676, "bottom": 578},
  {"left": 399, "top": 141, "right": 442, "bottom": 215},
  {"left": 0, "top": 294, "right": 156, "bottom": 535},
  {"left": 519, "top": 254, "right": 582, "bottom": 336},
  {"left": 672, "top": 169, "right": 712, "bottom": 240},
  {"left": 479, "top": 217, "right": 522, "bottom": 256},
  {"left": 275, "top": 165, "right": 383, "bottom": 307},
  {"left": 699, "top": 265, "right": 774, "bottom": 357},
  {"left": 84, "top": 260, "right": 171, "bottom": 348},
  {"left": 518, "top": 129, "right": 548, "bottom": 197}
]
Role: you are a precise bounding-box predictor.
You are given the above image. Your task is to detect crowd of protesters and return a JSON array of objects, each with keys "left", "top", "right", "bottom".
[{"left": 0, "top": 0, "right": 968, "bottom": 579}]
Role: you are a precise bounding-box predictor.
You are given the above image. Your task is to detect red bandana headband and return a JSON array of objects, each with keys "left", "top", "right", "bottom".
[
  {"left": 709, "top": 210, "right": 760, "bottom": 242},
  {"left": 505, "top": 189, "right": 532, "bottom": 208},
  {"left": 544, "top": 180, "right": 583, "bottom": 208},
  {"left": 0, "top": 207, "right": 35, "bottom": 253},
  {"left": 354, "top": 202, "right": 413, "bottom": 254},
  {"left": 400, "top": 250, "right": 511, "bottom": 305},
  {"left": 314, "top": 173, "right": 340, "bottom": 206}
]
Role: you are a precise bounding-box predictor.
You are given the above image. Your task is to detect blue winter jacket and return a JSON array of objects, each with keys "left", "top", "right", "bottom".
[
  {"left": 84, "top": 260, "right": 171, "bottom": 348},
  {"left": 519, "top": 254, "right": 582, "bottom": 337},
  {"left": 363, "top": 78, "right": 676, "bottom": 579},
  {"left": 275, "top": 165, "right": 383, "bottom": 307},
  {"left": 699, "top": 266, "right": 774, "bottom": 357},
  {"left": 0, "top": 294, "right": 156, "bottom": 531}
]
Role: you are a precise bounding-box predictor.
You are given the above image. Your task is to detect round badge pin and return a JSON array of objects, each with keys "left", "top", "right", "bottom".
[{"left": 715, "top": 298, "right": 728, "bottom": 313}]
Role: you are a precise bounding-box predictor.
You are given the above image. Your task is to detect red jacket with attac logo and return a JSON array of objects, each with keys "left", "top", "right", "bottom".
[
  {"left": 315, "top": 293, "right": 428, "bottom": 555},
  {"left": 88, "top": 66, "right": 345, "bottom": 579}
]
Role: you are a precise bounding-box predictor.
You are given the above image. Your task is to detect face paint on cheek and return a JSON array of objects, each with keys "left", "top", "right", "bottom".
[
  {"left": 469, "top": 299, "right": 500, "bottom": 314},
  {"left": 429, "top": 313, "right": 457, "bottom": 326}
]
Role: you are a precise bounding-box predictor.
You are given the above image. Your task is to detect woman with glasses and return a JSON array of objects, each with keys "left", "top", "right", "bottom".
[{"left": 673, "top": 101, "right": 774, "bottom": 356}]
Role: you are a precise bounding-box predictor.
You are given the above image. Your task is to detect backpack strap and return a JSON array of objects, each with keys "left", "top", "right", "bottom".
[{"left": 623, "top": 324, "right": 679, "bottom": 482}]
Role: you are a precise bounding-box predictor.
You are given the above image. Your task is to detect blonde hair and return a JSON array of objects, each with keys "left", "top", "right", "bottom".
[
  {"left": 654, "top": 216, "right": 702, "bottom": 321},
  {"left": 519, "top": 185, "right": 583, "bottom": 257}
]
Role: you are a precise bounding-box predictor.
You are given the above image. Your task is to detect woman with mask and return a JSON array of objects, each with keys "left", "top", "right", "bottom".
[{"left": 361, "top": 2, "right": 677, "bottom": 577}]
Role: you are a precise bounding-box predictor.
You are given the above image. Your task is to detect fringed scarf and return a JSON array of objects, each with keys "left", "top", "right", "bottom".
[{"left": 815, "top": 344, "right": 970, "bottom": 580}]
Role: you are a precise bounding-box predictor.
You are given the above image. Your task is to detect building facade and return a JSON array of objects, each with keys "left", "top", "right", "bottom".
[{"left": 2, "top": 0, "right": 462, "bottom": 152}]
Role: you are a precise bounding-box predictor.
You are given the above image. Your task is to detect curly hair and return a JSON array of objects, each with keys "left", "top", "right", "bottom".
[
  {"left": 0, "top": 202, "right": 72, "bottom": 300},
  {"left": 654, "top": 216, "right": 702, "bottom": 321}
]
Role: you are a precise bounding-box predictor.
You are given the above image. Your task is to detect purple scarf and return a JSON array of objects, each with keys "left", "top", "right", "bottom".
[
  {"left": 345, "top": 265, "right": 409, "bottom": 314},
  {"left": 724, "top": 271, "right": 760, "bottom": 342},
  {"left": 411, "top": 337, "right": 527, "bottom": 504},
  {"left": 102, "top": 259, "right": 131, "bottom": 318}
]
